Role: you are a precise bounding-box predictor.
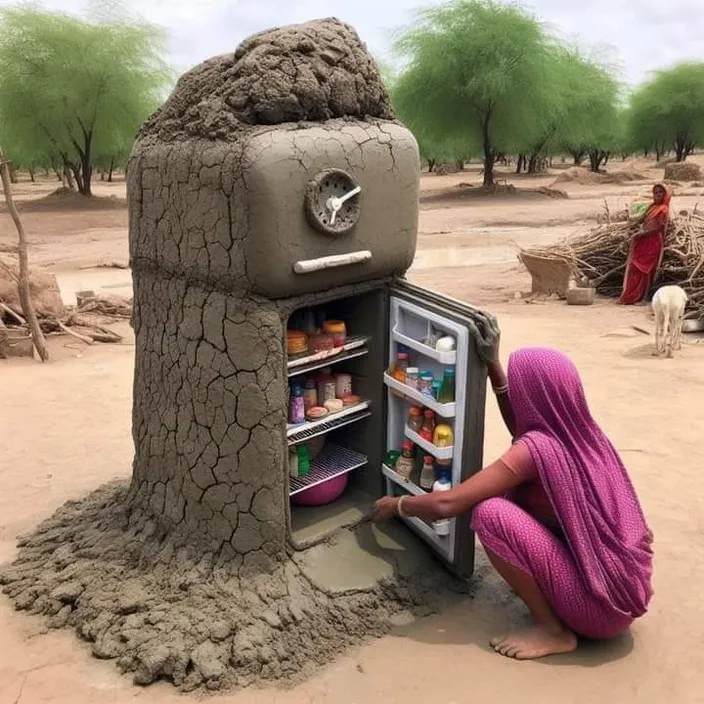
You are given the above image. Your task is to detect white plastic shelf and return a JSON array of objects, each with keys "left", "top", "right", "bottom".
[
  {"left": 382, "top": 463, "right": 427, "bottom": 496},
  {"left": 383, "top": 373, "right": 456, "bottom": 418},
  {"left": 287, "top": 401, "right": 371, "bottom": 445},
  {"left": 287, "top": 336, "right": 368, "bottom": 377},
  {"left": 404, "top": 426, "right": 454, "bottom": 460},
  {"left": 392, "top": 328, "right": 457, "bottom": 365},
  {"left": 290, "top": 445, "right": 367, "bottom": 496},
  {"left": 382, "top": 465, "right": 450, "bottom": 539}
]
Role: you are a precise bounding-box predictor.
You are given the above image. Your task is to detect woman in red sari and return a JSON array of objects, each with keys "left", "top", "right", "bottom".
[{"left": 619, "top": 183, "right": 671, "bottom": 304}]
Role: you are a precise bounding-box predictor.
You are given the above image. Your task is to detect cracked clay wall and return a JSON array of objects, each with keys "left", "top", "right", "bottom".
[{"left": 126, "top": 18, "right": 418, "bottom": 570}]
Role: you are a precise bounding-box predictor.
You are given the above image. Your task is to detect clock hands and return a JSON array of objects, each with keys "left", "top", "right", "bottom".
[{"left": 326, "top": 185, "right": 361, "bottom": 225}]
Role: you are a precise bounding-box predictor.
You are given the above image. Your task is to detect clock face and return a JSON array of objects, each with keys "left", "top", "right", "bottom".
[{"left": 304, "top": 168, "right": 361, "bottom": 235}]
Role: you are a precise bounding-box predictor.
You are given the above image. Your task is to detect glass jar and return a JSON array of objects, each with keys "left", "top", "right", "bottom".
[
  {"left": 419, "top": 370, "right": 434, "bottom": 396},
  {"left": 407, "top": 406, "right": 423, "bottom": 433},
  {"left": 322, "top": 320, "right": 346, "bottom": 347},
  {"left": 406, "top": 366, "right": 419, "bottom": 390}
]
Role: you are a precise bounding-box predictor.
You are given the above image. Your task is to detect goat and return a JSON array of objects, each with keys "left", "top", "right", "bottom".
[{"left": 652, "top": 285, "right": 688, "bottom": 358}]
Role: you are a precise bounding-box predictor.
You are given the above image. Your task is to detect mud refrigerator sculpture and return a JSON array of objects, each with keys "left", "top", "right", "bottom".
[{"left": 128, "top": 27, "right": 493, "bottom": 582}]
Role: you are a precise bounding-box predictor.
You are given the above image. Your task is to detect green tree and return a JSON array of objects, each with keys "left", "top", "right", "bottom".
[
  {"left": 392, "top": 0, "right": 553, "bottom": 187},
  {"left": 0, "top": 7, "right": 171, "bottom": 195},
  {"left": 627, "top": 63, "right": 704, "bottom": 162}
]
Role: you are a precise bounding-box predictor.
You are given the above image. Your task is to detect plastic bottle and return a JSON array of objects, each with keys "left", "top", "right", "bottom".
[
  {"left": 438, "top": 368, "right": 456, "bottom": 403},
  {"left": 395, "top": 441, "right": 415, "bottom": 480},
  {"left": 289, "top": 384, "right": 305, "bottom": 424},
  {"left": 407, "top": 406, "right": 423, "bottom": 433},
  {"left": 420, "top": 410, "right": 436, "bottom": 442},
  {"left": 419, "top": 455, "right": 435, "bottom": 491},
  {"left": 432, "top": 464, "right": 452, "bottom": 536},
  {"left": 296, "top": 445, "right": 310, "bottom": 477},
  {"left": 393, "top": 351, "right": 409, "bottom": 383}
]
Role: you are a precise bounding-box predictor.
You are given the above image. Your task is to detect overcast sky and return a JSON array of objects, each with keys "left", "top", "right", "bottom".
[{"left": 1, "top": 0, "right": 703, "bottom": 86}]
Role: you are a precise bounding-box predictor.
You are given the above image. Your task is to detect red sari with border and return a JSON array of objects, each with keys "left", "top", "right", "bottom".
[{"left": 620, "top": 189, "right": 671, "bottom": 304}]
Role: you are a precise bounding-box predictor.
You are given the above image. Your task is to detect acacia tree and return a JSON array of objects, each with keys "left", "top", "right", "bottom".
[
  {"left": 558, "top": 56, "right": 621, "bottom": 172},
  {"left": 0, "top": 7, "right": 171, "bottom": 195},
  {"left": 392, "top": 0, "right": 553, "bottom": 187},
  {"left": 628, "top": 63, "right": 704, "bottom": 162}
]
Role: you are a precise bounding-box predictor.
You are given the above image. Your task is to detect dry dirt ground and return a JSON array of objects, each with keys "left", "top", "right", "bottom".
[{"left": 1, "top": 159, "right": 704, "bottom": 703}]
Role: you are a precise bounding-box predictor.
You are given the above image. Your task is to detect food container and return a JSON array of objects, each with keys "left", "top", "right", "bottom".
[
  {"left": 433, "top": 424, "right": 454, "bottom": 447},
  {"left": 303, "top": 380, "right": 317, "bottom": 411},
  {"left": 291, "top": 473, "right": 349, "bottom": 506},
  {"left": 308, "top": 332, "right": 335, "bottom": 354},
  {"left": 407, "top": 406, "right": 423, "bottom": 432},
  {"left": 406, "top": 367, "right": 419, "bottom": 390},
  {"left": 341, "top": 393, "right": 361, "bottom": 407},
  {"left": 322, "top": 320, "right": 346, "bottom": 347},
  {"left": 287, "top": 330, "right": 308, "bottom": 356},
  {"left": 335, "top": 373, "right": 352, "bottom": 398},
  {"left": 306, "top": 406, "right": 329, "bottom": 422},
  {"left": 419, "top": 370, "right": 434, "bottom": 396},
  {"left": 317, "top": 370, "right": 336, "bottom": 406}
]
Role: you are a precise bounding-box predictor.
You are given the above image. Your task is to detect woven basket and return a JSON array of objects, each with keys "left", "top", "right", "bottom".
[{"left": 518, "top": 251, "right": 574, "bottom": 298}]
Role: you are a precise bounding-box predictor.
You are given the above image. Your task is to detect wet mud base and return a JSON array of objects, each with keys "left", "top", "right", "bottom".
[{"left": 0, "top": 482, "right": 470, "bottom": 692}]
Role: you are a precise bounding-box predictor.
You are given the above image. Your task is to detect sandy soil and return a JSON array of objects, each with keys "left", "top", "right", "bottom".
[{"left": 2, "top": 159, "right": 704, "bottom": 703}]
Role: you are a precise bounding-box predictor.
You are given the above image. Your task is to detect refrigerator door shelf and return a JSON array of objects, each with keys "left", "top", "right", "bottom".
[
  {"left": 392, "top": 327, "right": 457, "bottom": 365},
  {"left": 382, "top": 463, "right": 427, "bottom": 496},
  {"left": 382, "top": 465, "right": 452, "bottom": 544},
  {"left": 383, "top": 373, "right": 456, "bottom": 418},
  {"left": 403, "top": 426, "right": 454, "bottom": 460}
]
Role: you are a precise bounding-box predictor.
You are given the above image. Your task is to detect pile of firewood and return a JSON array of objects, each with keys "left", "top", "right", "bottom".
[
  {"left": 519, "top": 209, "right": 704, "bottom": 318},
  {"left": 0, "top": 294, "right": 131, "bottom": 357}
]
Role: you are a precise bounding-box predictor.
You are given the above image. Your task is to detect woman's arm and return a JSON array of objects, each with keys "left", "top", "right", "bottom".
[
  {"left": 372, "top": 458, "right": 523, "bottom": 522},
  {"left": 488, "top": 359, "right": 516, "bottom": 437}
]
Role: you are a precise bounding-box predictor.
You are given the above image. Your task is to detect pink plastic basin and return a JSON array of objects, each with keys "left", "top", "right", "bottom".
[{"left": 291, "top": 473, "right": 349, "bottom": 506}]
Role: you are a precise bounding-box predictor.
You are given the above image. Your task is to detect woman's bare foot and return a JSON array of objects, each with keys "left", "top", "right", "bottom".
[{"left": 490, "top": 626, "right": 578, "bottom": 660}]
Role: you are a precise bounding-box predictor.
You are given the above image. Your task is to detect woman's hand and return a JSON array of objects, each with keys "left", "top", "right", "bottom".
[{"left": 372, "top": 496, "right": 399, "bottom": 522}]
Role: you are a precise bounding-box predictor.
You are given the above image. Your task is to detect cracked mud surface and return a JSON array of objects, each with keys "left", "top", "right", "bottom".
[
  {"left": 0, "top": 17, "right": 437, "bottom": 694},
  {"left": 0, "top": 483, "right": 469, "bottom": 691}
]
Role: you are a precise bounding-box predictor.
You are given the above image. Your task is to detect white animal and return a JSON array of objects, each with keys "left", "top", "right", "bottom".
[{"left": 651, "top": 285, "right": 688, "bottom": 358}]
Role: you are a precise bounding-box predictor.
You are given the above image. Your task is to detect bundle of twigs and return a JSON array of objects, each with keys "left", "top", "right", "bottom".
[
  {"left": 0, "top": 294, "right": 130, "bottom": 355},
  {"left": 519, "top": 209, "right": 704, "bottom": 318}
]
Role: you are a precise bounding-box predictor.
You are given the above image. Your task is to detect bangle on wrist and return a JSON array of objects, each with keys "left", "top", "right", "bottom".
[
  {"left": 397, "top": 496, "right": 408, "bottom": 518},
  {"left": 493, "top": 383, "right": 509, "bottom": 396}
]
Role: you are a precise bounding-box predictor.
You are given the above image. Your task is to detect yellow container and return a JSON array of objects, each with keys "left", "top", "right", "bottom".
[{"left": 433, "top": 424, "right": 454, "bottom": 448}]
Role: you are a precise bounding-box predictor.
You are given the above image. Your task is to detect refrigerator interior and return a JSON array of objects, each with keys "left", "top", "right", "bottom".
[
  {"left": 382, "top": 295, "right": 470, "bottom": 565},
  {"left": 286, "top": 290, "right": 386, "bottom": 548}
]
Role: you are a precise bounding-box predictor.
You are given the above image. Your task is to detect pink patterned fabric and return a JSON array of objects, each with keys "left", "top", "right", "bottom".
[{"left": 472, "top": 347, "right": 654, "bottom": 638}]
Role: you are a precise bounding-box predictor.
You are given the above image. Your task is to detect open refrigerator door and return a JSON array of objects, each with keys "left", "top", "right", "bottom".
[{"left": 382, "top": 281, "right": 489, "bottom": 578}]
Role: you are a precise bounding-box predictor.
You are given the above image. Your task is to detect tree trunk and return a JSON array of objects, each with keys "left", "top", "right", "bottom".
[
  {"left": 570, "top": 150, "right": 586, "bottom": 166},
  {"left": 515, "top": 154, "right": 525, "bottom": 174},
  {"left": 9, "top": 163, "right": 18, "bottom": 184},
  {"left": 29, "top": 167, "right": 35, "bottom": 183},
  {"left": 108, "top": 156, "right": 116, "bottom": 183},
  {"left": 78, "top": 132, "right": 93, "bottom": 196},
  {"left": 0, "top": 148, "right": 49, "bottom": 362},
  {"left": 427, "top": 158, "right": 437, "bottom": 173},
  {"left": 481, "top": 112, "right": 494, "bottom": 188},
  {"left": 528, "top": 152, "right": 541, "bottom": 174},
  {"left": 63, "top": 167, "right": 76, "bottom": 190},
  {"left": 588, "top": 150, "right": 607, "bottom": 173},
  {"left": 455, "top": 159, "right": 464, "bottom": 172}
]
